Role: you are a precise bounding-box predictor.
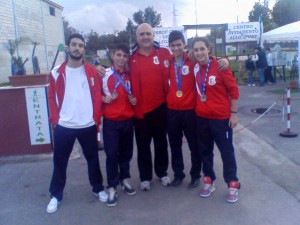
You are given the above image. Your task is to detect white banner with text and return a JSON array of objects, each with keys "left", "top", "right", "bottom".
[
  {"left": 154, "top": 26, "right": 187, "bottom": 47},
  {"left": 225, "top": 22, "right": 261, "bottom": 43}
]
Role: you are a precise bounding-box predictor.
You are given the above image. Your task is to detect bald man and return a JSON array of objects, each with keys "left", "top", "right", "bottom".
[{"left": 130, "top": 23, "right": 171, "bottom": 191}]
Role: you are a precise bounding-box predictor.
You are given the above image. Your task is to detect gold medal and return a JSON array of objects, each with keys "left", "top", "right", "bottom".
[
  {"left": 200, "top": 95, "right": 207, "bottom": 102},
  {"left": 176, "top": 90, "right": 183, "bottom": 98}
]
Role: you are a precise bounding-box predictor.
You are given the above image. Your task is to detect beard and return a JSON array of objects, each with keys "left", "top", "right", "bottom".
[{"left": 69, "top": 51, "right": 83, "bottom": 60}]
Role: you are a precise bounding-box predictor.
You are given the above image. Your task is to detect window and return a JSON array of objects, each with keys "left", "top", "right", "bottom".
[{"left": 49, "top": 6, "right": 55, "bottom": 16}]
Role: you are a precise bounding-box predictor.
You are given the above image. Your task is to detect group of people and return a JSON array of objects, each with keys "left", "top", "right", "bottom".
[
  {"left": 245, "top": 46, "right": 275, "bottom": 87},
  {"left": 46, "top": 23, "right": 240, "bottom": 213}
]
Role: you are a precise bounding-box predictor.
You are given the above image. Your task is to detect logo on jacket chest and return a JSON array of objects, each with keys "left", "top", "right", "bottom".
[
  {"left": 208, "top": 76, "right": 216, "bottom": 86},
  {"left": 153, "top": 56, "right": 169, "bottom": 68},
  {"left": 153, "top": 56, "right": 159, "bottom": 65},
  {"left": 182, "top": 65, "right": 189, "bottom": 75}
]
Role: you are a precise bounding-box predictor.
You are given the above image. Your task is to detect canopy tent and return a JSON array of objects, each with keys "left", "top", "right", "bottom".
[
  {"left": 262, "top": 21, "right": 300, "bottom": 86},
  {"left": 262, "top": 21, "right": 300, "bottom": 42}
]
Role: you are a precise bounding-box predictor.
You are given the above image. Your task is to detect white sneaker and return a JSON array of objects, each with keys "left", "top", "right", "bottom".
[
  {"left": 94, "top": 190, "right": 108, "bottom": 202},
  {"left": 140, "top": 181, "right": 151, "bottom": 191},
  {"left": 252, "top": 84, "right": 256, "bottom": 86},
  {"left": 46, "top": 197, "right": 60, "bottom": 213},
  {"left": 160, "top": 176, "right": 171, "bottom": 187}
]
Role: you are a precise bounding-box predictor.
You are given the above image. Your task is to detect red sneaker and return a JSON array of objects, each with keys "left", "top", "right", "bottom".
[
  {"left": 200, "top": 176, "right": 215, "bottom": 198},
  {"left": 227, "top": 181, "right": 240, "bottom": 203}
]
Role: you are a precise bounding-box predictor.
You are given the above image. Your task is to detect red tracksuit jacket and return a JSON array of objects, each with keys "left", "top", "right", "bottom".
[{"left": 47, "top": 60, "right": 102, "bottom": 127}]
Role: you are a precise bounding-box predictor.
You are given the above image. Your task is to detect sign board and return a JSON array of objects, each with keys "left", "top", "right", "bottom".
[
  {"left": 25, "top": 87, "right": 51, "bottom": 145},
  {"left": 153, "top": 26, "right": 187, "bottom": 47},
  {"left": 216, "top": 38, "right": 223, "bottom": 44},
  {"left": 226, "top": 45, "right": 237, "bottom": 56},
  {"left": 225, "top": 22, "right": 261, "bottom": 43}
]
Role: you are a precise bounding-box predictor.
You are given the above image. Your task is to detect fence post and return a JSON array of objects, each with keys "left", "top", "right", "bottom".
[{"left": 280, "top": 87, "right": 298, "bottom": 138}]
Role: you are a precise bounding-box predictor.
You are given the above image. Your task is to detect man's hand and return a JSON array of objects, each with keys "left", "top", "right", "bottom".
[
  {"left": 187, "top": 49, "right": 196, "bottom": 62},
  {"left": 129, "top": 97, "right": 137, "bottom": 106},
  {"left": 229, "top": 114, "right": 238, "bottom": 128},
  {"left": 96, "top": 65, "right": 106, "bottom": 78},
  {"left": 218, "top": 58, "right": 229, "bottom": 71},
  {"left": 102, "top": 96, "right": 114, "bottom": 104}
]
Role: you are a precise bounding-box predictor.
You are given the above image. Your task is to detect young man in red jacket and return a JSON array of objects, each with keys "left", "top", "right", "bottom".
[
  {"left": 46, "top": 33, "right": 107, "bottom": 213},
  {"left": 166, "top": 30, "right": 202, "bottom": 189},
  {"left": 102, "top": 44, "right": 137, "bottom": 207}
]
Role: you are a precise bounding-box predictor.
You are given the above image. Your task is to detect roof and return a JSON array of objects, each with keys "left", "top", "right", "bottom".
[
  {"left": 262, "top": 21, "right": 300, "bottom": 42},
  {"left": 42, "top": 0, "right": 63, "bottom": 10}
]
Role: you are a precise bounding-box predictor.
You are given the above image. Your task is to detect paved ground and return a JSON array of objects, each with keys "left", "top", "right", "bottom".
[{"left": 1, "top": 80, "right": 299, "bottom": 225}]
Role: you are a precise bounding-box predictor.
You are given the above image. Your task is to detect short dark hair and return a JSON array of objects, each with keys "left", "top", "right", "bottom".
[
  {"left": 169, "top": 30, "right": 185, "bottom": 45},
  {"left": 111, "top": 43, "right": 130, "bottom": 55},
  {"left": 67, "top": 33, "right": 85, "bottom": 46}
]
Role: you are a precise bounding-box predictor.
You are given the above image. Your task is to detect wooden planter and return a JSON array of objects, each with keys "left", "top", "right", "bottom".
[{"left": 8, "top": 74, "right": 49, "bottom": 87}]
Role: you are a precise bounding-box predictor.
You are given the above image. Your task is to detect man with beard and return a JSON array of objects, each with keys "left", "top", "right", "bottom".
[{"left": 46, "top": 33, "right": 108, "bottom": 213}]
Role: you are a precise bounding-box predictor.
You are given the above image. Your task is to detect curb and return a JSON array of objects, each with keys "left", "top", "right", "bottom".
[{"left": 234, "top": 124, "right": 300, "bottom": 202}]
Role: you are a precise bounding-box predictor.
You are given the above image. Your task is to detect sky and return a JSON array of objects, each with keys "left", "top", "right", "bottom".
[{"left": 54, "top": 0, "right": 276, "bottom": 37}]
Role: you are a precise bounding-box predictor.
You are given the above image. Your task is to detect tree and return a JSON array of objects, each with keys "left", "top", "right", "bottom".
[
  {"left": 62, "top": 17, "right": 79, "bottom": 44},
  {"left": 85, "top": 30, "right": 102, "bottom": 53},
  {"left": 126, "top": 19, "right": 137, "bottom": 46},
  {"left": 126, "top": 7, "right": 162, "bottom": 46},
  {"left": 132, "top": 7, "right": 162, "bottom": 27},
  {"left": 116, "top": 31, "right": 130, "bottom": 46},
  {"left": 272, "top": 0, "right": 300, "bottom": 27},
  {"left": 85, "top": 7, "right": 162, "bottom": 54},
  {"left": 248, "top": 1, "right": 276, "bottom": 32}
]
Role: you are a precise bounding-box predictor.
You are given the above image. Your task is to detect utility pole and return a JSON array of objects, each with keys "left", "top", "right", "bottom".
[
  {"left": 258, "top": 0, "right": 262, "bottom": 46},
  {"left": 195, "top": 0, "right": 198, "bottom": 36},
  {"left": 236, "top": 0, "right": 239, "bottom": 23},
  {"left": 172, "top": 3, "right": 178, "bottom": 27}
]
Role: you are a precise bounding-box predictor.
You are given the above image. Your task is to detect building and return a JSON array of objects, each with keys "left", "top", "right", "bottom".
[{"left": 0, "top": 0, "right": 65, "bottom": 83}]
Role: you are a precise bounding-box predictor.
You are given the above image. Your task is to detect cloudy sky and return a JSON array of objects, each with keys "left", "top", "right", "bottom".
[{"left": 54, "top": 0, "right": 276, "bottom": 37}]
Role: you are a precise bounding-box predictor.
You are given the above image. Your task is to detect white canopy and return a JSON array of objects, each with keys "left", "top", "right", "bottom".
[
  {"left": 262, "top": 21, "right": 300, "bottom": 86},
  {"left": 262, "top": 21, "right": 300, "bottom": 42}
]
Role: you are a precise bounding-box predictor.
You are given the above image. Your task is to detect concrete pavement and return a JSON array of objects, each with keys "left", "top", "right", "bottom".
[{"left": 1, "top": 80, "right": 299, "bottom": 225}]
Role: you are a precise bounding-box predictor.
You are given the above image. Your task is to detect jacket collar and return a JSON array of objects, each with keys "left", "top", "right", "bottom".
[{"left": 57, "top": 60, "right": 86, "bottom": 74}]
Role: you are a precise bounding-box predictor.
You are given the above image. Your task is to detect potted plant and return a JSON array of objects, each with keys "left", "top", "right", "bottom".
[{"left": 9, "top": 56, "right": 48, "bottom": 87}]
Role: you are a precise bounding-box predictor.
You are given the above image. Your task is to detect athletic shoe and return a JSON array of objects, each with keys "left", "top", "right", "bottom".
[
  {"left": 248, "top": 84, "right": 251, "bottom": 86},
  {"left": 252, "top": 84, "right": 256, "bottom": 86},
  {"left": 120, "top": 179, "right": 136, "bottom": 195},
  {"left": 170, "top": 177, "right": 183, "bottom": 188},
  {"left": 200, "top": 176, "right": 215, "bottom": 197},
  {"left": 140, "top": 181, "right": 151, "bottom": 191},
  {"left": 187, "top": 178, "right": 200, "bottom": 190},
  {"left": 159, "top": 176, "right": 171, "bottom": 187},
  {"left": 94, "top": 190, "right": 108, "bottom": 203},
  {"left": 227, "top": 181, "right": 240, "bottom": 203},
  {"left": 46, "top": 197, "right": 60, "bottom": 213},
  {"left": 107, "top": 187, "right": 117, "bottom": 207}
]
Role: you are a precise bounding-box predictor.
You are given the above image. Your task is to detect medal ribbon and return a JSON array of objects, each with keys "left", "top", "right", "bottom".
[
  {"left": 112, "top": 68, "right": 132, "bottom": 95},
  {"left": 197, "top": 59, "right": 211, "bottom": 97},
  {"left": 174, "top": 57, "right": 184, "bottom": 92}
]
